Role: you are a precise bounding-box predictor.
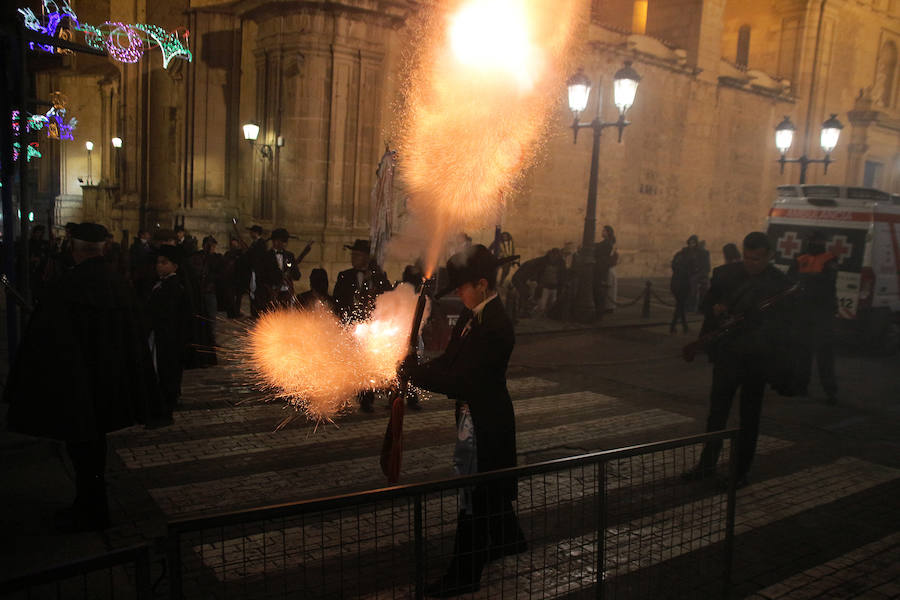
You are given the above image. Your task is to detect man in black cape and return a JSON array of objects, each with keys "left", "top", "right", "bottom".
[
  {"left": 5, "top": 222, "right": 160, "bottom": 531},
  {"left": 402, "top": 244, "right": 526, "bottom": 597}
]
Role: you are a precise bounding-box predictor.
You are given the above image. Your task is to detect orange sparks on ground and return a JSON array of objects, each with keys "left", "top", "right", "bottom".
[{"left": 246, "top": 285, "right": 424, "bottom": 423}]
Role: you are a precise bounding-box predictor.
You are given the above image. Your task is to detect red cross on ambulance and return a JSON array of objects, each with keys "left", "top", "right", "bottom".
[
  {"left": 826, "top": 235, "right": 853, "bottom": 264},
  {"left": 777, "top": 231, "right": 801, "bottom": 259}
]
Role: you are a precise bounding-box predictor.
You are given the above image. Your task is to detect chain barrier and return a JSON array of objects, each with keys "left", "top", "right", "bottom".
[{"left": 650, "top": 290, "right": 677, "bottom": 307}]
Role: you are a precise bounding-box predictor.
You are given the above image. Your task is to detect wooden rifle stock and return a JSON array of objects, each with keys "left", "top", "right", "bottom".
[
  {"left": 381, "top": 279, "right": 431, "bottom": 483},
  {"left": 681, "top": 283, "right": 801, "bottom": 362}
]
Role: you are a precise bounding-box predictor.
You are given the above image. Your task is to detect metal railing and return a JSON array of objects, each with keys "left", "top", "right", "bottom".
[
  {"left": 0, "top": 544, "right": 151, "bottom": 600},
  {"left": 167, "top": 430, "right": 738, "bottom": 599}
]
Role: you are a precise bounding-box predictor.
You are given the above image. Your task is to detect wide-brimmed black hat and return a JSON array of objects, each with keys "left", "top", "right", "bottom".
[
  {"left": 156, "top": 244, "right": 184, "bottom": 265},
  {"left": 344, "top": 239, "right": 371, "bottom": 254},
  {"left": 72, "top": 222, "right": 108, "bottom": 243},
  {"left": 270, "top": 228, "right": 290, "bottom": 242},
  {"left": 246, "top": 225, "right": 263, "bottom": 234},
  {"left": 202, "top": 235, "right": 218, "bottom": 246},
  {"left": 436, "top": 244, "right": 519, "bottom": 298}
]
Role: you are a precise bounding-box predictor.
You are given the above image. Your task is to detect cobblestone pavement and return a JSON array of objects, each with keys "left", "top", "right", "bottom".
[{"left": 2, "top": 297, "right": 899, "bottom": 598}]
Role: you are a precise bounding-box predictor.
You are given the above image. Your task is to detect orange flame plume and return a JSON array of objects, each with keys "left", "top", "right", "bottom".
[{"left": 398, "top": 0, "right": 585, "bottom": 274}]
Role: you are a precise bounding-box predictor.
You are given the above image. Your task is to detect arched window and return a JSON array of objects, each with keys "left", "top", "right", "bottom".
[
  {"left": 875, "top": 40, "right": 898, "bottom": 107},
  {"left": 736, "top": 25, "right": 751, "bottom": 68}
]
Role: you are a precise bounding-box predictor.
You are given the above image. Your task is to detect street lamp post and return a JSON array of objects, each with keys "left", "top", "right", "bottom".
[
  {"left": 566, "top": 61, "right": 640, "bottom": 323},
  {"left": 775, "top": 114, "right": 844, "bottom": 184},
  {"left": 111, "top": 136, "right": 122, "bottom": 183},
  {"left": 85, "top": 140, "right": 94, "bottom": 185}
]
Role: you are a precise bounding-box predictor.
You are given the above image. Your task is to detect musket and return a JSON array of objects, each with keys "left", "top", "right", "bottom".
[
  {"left": 230, "top": 217, "right": 249, "bottom": 250},
  {"left": 0, "top": 274, "right": 33, "bottom": 313},
  {"left": 682, "top": 283, "right": 801, "bottom": 362},
  {"left": 381, "top": 277, "right": 431, "bottom": 484}
]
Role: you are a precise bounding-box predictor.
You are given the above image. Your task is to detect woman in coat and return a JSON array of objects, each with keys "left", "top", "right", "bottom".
[{"left": 402, "top": 244, "right": 526, "bottom": 597}]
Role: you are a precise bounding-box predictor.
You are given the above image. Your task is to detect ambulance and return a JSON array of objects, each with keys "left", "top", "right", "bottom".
[{"left": 766, "top": 184, "right": 900, "bottom": 353}]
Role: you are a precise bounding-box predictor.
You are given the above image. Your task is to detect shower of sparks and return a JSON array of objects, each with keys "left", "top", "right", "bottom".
[
  {"left": 245, "top": 284, "right": 425, "bottom": 424},
  {"left": 398, "top": 0, "right": 585, "bottom": 274}
]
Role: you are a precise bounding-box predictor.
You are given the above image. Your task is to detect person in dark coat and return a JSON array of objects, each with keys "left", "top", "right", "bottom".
[
  {"left": 222, "top": 238, "right": 246, "bottom": 318},
  {"left": 245, "top": 225, "right": 268, "bottom": 318},
  {"left": 148, "top": 244, "right": 193, "bottom": 423},
  {"left": 593, "top": 225, "right": 617, "bottom": 314},
  {"left": 5, "top": 222, "right": 159, "bottom": 531},
  {"left": 402, "top": 244, "right": 526, "bottom": 597},
  {"left": 189, "top": 236, "right": 225, "bottom": 363},
  {"left": 129, "top": 230, "right": 155, "bottom": 300},
  {"left": 254, "top": 228, "right": 308, "bottom": 309},
  {"left": 297, "top": 267, "right": 337, "bottom": 313},
  {"left": 670, "top": 235, "right": 700, "bottom": 333},
  {"left": 333, "top": 239, "right": 392, "bottom": 322},
  {"left": 722, "top": 243, "right": 742, "bottom": 264},
  {"left": 682, "top": 232, "right": 792, "bottom": 488},
  {"left": 788, "top": 231, "right": 839, "bottom": 404},
  {"left": 333, "top": 239, "right": 391, "bottom": 411},
  {"left": 174, "top": 224, "right": 198, "bottom": 256}
]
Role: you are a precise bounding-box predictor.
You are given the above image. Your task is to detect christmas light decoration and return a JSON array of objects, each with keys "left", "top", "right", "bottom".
[{"left": 18, "top": 0, "right": 192, "bottom": 69}]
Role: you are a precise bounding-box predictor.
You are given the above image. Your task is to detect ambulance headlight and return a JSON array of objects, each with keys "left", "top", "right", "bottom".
[
  {"left": 774, "top": 116, "right": 795, "bottom": 154},
  {"left": 819, "top": 114, "right": 843, "bottom": 154}
]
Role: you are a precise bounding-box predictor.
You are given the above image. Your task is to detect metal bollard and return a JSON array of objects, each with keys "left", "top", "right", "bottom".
[{"left": 641, "top": 281, "right": 651, "bottom": 318}]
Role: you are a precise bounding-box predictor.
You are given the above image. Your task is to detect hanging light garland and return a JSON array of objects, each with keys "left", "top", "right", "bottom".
[{"left": 18, "top": 0, "right": 192, "bottom": 69}]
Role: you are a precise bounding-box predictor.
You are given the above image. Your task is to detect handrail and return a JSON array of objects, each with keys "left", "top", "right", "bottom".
[{"left": 168, "top": 429, "right": 737, "bottom": 533}]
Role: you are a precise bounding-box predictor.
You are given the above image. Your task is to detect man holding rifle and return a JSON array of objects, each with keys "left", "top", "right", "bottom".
[{"left": 682, "top": 232, "right": 793, "bottom": 489}]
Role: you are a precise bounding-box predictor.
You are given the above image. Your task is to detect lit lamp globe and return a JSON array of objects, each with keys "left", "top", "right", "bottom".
[
  {"left": 820, "top": 113, "right": 843, "bottom": 154},
  {"left": 774, "top": 116, "right": 795, "bottom": 155},
  {"left": 85, "top": 140, "right": 94, "bottom": 151},
  {"left": 613, "top": 61, "right": 641, "bottom": 115},
  {"left": 111, "top": 137, "right": 123, "bottom": 148},
  {"left": 242, "top": 122, "right": 260, "bottom": 142},
  {"left": 566, "top": 69, "right": 591, "bottom": 117}
]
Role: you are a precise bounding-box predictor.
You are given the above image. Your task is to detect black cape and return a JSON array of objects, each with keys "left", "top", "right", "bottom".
[{"left": 5, "top": 256, "right": 160, "bottom": 441}]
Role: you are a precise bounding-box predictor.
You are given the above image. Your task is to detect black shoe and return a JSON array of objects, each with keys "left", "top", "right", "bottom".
[
  {"left": 488, "top": 540, "right": 527, "bottom": 561},
  {"left": 424, "top": 576, "right": 480, "bottom": 598},
  {"left": 681, "top": 465, "right": 716, "bottom": 482}
]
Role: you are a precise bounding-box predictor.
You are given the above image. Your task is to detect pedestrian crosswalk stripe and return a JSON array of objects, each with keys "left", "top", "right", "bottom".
[
  {"left": 752, "top": 531, "right": 900, "bottom": 599},
  {"left": 148, "top": 407, "right": 695, "bottom": 516},
  {"left": 116, "top": 391, "right": 613, "bottom": 469}
]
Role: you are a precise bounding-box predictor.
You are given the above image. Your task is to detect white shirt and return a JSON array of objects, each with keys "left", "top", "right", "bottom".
[{"left": 461, "top": 292, "right": 497, "bottom": 336}]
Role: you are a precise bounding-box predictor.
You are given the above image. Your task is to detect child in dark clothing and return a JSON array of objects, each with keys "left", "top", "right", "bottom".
[{"left": 148, "top": 245, "right": 192, "bottom": 423}]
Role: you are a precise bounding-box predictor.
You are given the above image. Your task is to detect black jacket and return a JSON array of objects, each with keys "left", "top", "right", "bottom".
[
  {"left": 256, "top": 249, "right": 301, "bottom": 290},
  {"left": 333, "top": 266, "right": 391, "bottom": 322},
  {"left": 5, "top": 256, "right": 159, "bottom": 440},
  {"left": 407, "top": 296, "right": 518, "bottom": 499},
  {"left": 701, "top": 262, "right": 792, "bottom": 361}
]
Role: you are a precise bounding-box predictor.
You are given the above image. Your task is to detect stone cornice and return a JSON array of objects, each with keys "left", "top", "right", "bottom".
[
  {"left": 192, "top": 0, "right": 420, "bottom": 26},
  {"left": 848, "top": 109, "right": 900, "bottom": 132}
]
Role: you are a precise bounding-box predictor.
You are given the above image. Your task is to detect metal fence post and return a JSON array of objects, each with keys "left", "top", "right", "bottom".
[
  {"left": 641, "top": 281, "right": 652, "bottom": 318},
  {"left": 414, "top": 494, "right": 424, "bottom": 600},
  {"left": 595, "top": 461, "right": 607, "bottom": 600},
  {"left": 167, "top": 528, "right": 182, "bottom": 600},
  {"left": 722, "top": 432, "right": 738, "bottom": 599}
]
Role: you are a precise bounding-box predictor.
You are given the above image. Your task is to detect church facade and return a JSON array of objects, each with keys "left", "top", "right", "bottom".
[{"left": 26, "top": 0, "right": 900, "bottom": 278}]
